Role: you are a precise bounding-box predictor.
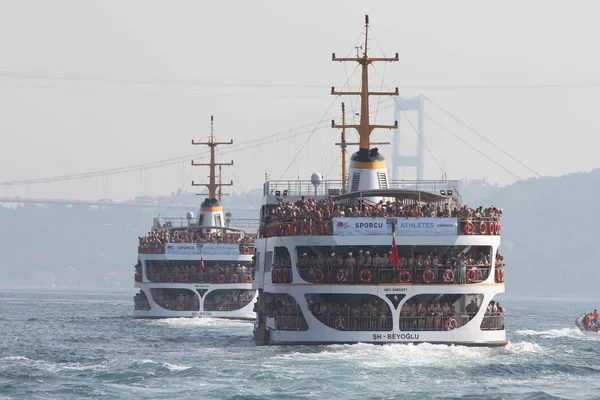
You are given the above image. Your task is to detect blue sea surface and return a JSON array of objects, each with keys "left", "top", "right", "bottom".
[{"left": 1, "top": 289, "right": 599, "bottom": 399}]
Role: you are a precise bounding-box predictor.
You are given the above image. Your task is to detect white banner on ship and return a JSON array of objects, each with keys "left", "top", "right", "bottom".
[
  {"left": 201, "top": 243, "right": 240, "bottom": 256},
  {"left": 165, "top": 243, "right": 200, "bottom": 254},
  {"left": 332, "top": 217, "right": 458, "bottom": 236},
  {"left": 164, "top": 243, "right": 240, "bottom": 255}
]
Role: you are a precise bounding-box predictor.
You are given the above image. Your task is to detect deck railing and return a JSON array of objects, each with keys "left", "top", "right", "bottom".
[
  {"left": 292, "top": 266, "right": 490, "bottom": 285},
  {"left": 147, "top": 271, "right": 253, "bottom": 284},
  {"left": 260, "top": 219, "right": 501, "bottom": 238}
]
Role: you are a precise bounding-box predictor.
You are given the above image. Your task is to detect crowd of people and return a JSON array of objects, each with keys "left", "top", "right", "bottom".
[
  {"left": 204, "top": 289, "right": 255, "bottom": 312},
  {"left": 138, "top": 227, "right": 255, "bottom": 253},
  {"left": 146, "top": 260, "right": 253, "bottom": 284},
  {"left": 151, "top": 289, "right": 200, "bottom": 312},
  {"left": 133, "top": 290, "right": 150, "bottom": 310},
  {"left": 308, "top": 296, "right": 392, "bottom": 331},
  {"left": 582, "top": 310, "right": 600, "bottom": 328},
  {"left": 263, "top": 294, "right": 308, "bottom": 331},
  {"left": 293, "top": 246, "right": 504, "bottom": 285},
  {"left": 263, "top": 197, "right": 502, "bottom": 226}
]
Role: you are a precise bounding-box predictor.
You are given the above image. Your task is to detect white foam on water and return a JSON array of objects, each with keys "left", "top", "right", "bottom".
[
  {"left": 162, "top": 362, "right": 192, "bottom": 372},
  {"left": 146, "top": 318, "right": 252, "bottom": 328},
  {"left": 515, "top": 328, "right": 592, "bottom": 340},
  {"left": 504, "top": 341, "right": 544, "bottom": 354}
]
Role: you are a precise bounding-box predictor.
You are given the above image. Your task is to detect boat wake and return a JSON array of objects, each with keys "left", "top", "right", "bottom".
[{"left": 515, "top": 328, "right": 597, "bottom": 340}]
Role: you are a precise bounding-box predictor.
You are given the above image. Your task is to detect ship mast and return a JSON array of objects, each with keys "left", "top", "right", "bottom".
[
  {"left": 191, "top": 115, "right": 233, "bottom": 200},
  {"left": 331, "top": 15, "right": 399, "bottom": 151},
  {"left": 341, "top": 103, "right": 347, "bottom": 191}
]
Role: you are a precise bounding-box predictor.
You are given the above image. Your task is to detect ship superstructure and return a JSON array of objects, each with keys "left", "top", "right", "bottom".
[
  {"left": 252, "top": 16, "right": 506, "bottom": 345},
  {"left": 133, "top": 116, "right": 258, "bottom": 319}
]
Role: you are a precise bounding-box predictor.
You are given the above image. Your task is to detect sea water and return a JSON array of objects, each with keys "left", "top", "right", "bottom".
[{"left": 1, "top": 290, "right": 599, "bottom": 399}]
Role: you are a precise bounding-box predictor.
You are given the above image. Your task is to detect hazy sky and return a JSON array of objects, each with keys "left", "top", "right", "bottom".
[{"left": 1, "top": 0, "right": 599, "bottom": 201}]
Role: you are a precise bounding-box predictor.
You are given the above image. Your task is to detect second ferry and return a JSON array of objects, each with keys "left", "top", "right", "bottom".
[{"left": 134, "top": 116, "right": 258, "bottom": 319}]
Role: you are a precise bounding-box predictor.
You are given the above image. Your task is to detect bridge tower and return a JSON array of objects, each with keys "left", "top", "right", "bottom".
[
  {"left": 392, "top": 95, "right": 425, "bottom": 181},
  {"left": 191, "top": 115, "right": 233, "bottom": 231}
]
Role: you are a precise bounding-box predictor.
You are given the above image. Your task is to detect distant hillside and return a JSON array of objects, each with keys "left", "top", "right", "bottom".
[
  {"left": 472, "top": 169, "right": 600, "bottom": 298},
  {"left": 1, "top": 170, "right": 598, "bottom": 297}
]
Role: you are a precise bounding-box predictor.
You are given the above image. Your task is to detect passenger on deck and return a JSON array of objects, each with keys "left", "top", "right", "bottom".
[{"left": 466, "top": 298, "right": 479, "bottom": 320}]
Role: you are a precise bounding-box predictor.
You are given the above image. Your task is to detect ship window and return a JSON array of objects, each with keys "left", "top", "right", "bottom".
[
  {"left": 149, "top": 288, "right": 200, "bottom": 311},
  {"left": 145, "top": 260, "right": 252, "bottom": 284},
  {"left": 263, "top": 292, "right": 308, "bottom": 331},
  {"left": 198, "top": 214, "right": 204, "bottom": 226},
  {"left": 295, "top": 245, "right": 492, "bottom": 284},
  {"left": 480, "top": 299, "right": 506, "bottom": 331},
  {"left": 273, "top": 246, "right": 292, "bottom": 283},
  {"left": 204, "top": 289, "right": 256, "bottom": 311},
  {"left": 305, "top": 294, "right": 392, "bottom": 331},
  {"left": 214, "top": 214, "right": 222, "bottom": 227},
  {"left": 134, "top": 289, "right": 151, "bottom": 310},
  {"left": 399, "top": 293, "right": 484, "bottom": 331}
]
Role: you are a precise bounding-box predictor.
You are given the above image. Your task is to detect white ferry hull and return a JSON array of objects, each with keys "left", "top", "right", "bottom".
[{"left": 134, "top": 282, "right": 257, "bottom": 320}]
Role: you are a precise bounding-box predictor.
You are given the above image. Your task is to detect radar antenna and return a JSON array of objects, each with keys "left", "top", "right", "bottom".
[
  {"left": 190, "top": 115, "right": 234, "bottom": 200},
  {"left": 331, "top": 15, "right": 399, "bottom": 151}
]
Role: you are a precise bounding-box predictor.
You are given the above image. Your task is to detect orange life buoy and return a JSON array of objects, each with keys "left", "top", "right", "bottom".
[
  {"left": 445, "top": 317, "right": 458, "bottom": 331},
  {"left": 479, "top": 221, "right": 487, "bottom": 235},
  {"left": 303, "top": 224, "right": 312, "bottom": 235},
  {"left": 218, "top": 303, "right": 227, "bottom": 311},
  {"left": 282, "top": 269, "right": 290, "bottom": 282},
  {"left": 230, "top": 274, "right": 239, "bottom": 283},
  {"left": 283, "top": 224, "right": 290, "bottom": 236},
  {"left": 313, "top": 268, "right": 325, "bottom": 283},
  {"left": 496, "top": 223, "right": 502, "bottom": 235},
  {"left": 334, "top": 316, "right": 347, "bottom": 330},
  {"left": 277, "top": 224, "right": 285, "bottom": 236},
  {"left": 495, "top": 268, "right": 504, "bottom": 283},
  {"left": 244, "top": 274, "right": 252, "bottom": 283},
  {"left": 271, "top": 270, "right": 279, "bottom": 283},
  {"left": 243, "top": 246, "right": 250, "bottom": 255},
  {"left": 466, "top": 268, "right": 477, "bottom": 283},
  {"left": 336, "top": 268, "right": 349, "bottom": 283},
  {"left": 217, "top": 274, "right": 226, "bottom": 284},
  {"left": 398, "top": 270, "right": 411, "bottom": 283},
  {"left": 166, "top": 275, "right": 174, "bottom": 283},
  {"left": 489, "top": 222, "right": 496, "bottom": 235},
  {"left": 464, "top": 221, "right": 474, "bottom": 235},
  {"left": 442, "top": 269, "right": 454, "bottom": 283},
  {"left": 291, "top": 222, "right": 299, "bottom": 235},
  {"left": 359, "top": 269, "right": 372, "bottom": 283},
  {"left": 422, "top": 269, "right": 436, "bottom": 284},
  {"left": 179, "top": 273, "right": 188, "bottom": 283}
]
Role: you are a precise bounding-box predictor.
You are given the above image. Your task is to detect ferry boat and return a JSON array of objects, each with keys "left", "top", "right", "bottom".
[
  {"left": 252, "top": 16, "right": 507, "bottom": 346},
  {"left": 133, "top": 116, "right": 258, "bottom": 319}
]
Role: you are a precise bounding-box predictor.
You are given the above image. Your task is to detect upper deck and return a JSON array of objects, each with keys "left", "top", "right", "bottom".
[
  {"left": 139, "top": 216, "right": 259, "bottom": 255},
  {"left": 259, "top": 179, "right": 502, "bottom": 238}
]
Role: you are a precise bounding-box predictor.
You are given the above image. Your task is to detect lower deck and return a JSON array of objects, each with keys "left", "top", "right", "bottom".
[
  {"left": 255, "top": 284, "right": 506, "bottom": 346},
  {"left": 133, "top": 283, "right": 257, "bottom": 320}
]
